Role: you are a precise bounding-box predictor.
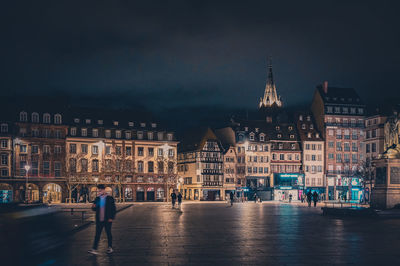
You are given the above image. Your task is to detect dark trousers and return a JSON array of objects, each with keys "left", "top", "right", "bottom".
[
  {"left": 93, "top": 221, "right": 112, "bottom": 249},
  {"left": 172, "top": 199, "right": 176, "bottom": 208},
  {"left": 313, "top": 200, "right": 317, "bottom": 207}
]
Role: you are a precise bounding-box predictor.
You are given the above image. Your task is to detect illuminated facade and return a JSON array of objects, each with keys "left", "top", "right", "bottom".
[
  {"left": 311, "top": 81, "right": 366, "bottom": 200},
  {"left": 177, "top": 128, "right": 224, "bottom": 200}
]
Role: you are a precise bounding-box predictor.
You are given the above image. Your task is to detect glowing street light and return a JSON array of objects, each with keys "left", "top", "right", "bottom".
[{"left": 24, "top": 164, "right": 31, "bottom": 203}]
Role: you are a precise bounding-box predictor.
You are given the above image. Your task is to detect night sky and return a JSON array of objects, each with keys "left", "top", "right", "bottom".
[{"left": 1, "top": 0, "right": 400, "bottom": 126}]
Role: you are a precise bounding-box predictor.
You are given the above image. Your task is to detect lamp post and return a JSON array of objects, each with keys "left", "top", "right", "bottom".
[{"left": 24, "top": 164, "right": 31, "bottom": 203}]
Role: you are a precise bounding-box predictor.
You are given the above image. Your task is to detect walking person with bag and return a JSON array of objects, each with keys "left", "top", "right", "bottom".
[
  {"left": 177, "top": 192, "right": 183, "bottom": 210},
  {"left": 88, "top": 184, "right": 116, "bottom": 255}
]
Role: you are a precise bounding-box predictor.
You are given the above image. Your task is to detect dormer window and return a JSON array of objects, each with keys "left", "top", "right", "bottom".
[
  {"left": 43, "top": 113, "right": 51, "bottom": 124},
  {"left": 151, "top": 123, "right": 157, "bottom": 128},
  {"left": 92, "top": 129, "right": 99, "bottom": 137},
  {"left": 310, "top": 124, "right": 314, "bottom": 129},
  {"left": 20, "top": 111, "right": 28, "bottom": 122},
  {"left": 125, "top": 131, "right": 131, "bottom": 139},
  {"left": 74, "top": 118, "right": 80, "bottom": 123},
  {"left": 54, "top": 114, "right": 62, "bottom": 124},
  {"left": 0, "top": 123, "right": 8, "bottom": 133},
  {"left": 288, "top": 126, "right": 293, "bottom": 131},
  {"left": 137, "top": 131, "right": 143, "bottom": 139},
  {"left": 128, "top": 122, "right": 134, "bottom": 127},
  {"left": 148, "top": 132, "right": 153, "bottom": 140},
  {"left": 249, "top": 133, "right": 255, "bottom": 141},
  {"left": 255, "top": 128, "right": 259, "bottom": 133},
  {"left": 244, "top": 127, "right": 248, "bottom": 132},
  {"left": 291, "top": 144, "right": 296, "bottom": 150},
  {"left": 276, "top": 126, "right": 280, "bottom": 131},
  {"left": 81, "top": 128, "right": 87, "bottom": 137},
  {"left": 306, "top": 116, "right": 311, "bottom": 121},
  {"left": 299, "top": 115, "right": 303, "bottom": 121},
  {"left": 260, "top": 134, "right": 265, "bottom": 142},
  {"left": 167, "top": 133, "right": 173, "bottom": 141},
  {"left": 316, "top": 133, "right": 320, "bottom": 138},
  {"left": 302, "top": 124, "right": 306, "bottom": 129},
  {"left": 278, "top": 144, "right": 283, "bottom": 149},
  {"left": 116, "top": 130, "right": 121, "bottom": 138},
  {"left": 105, "top": 130, "right": 111, "bottom": 138},
  {"left": 140, "top": 123, "right": 146, "bottom": 128},
  {"left": 290, "top": 134, "right": 294, "bottom": 139},
  {"left": 31, "top": 112, "right": 39, "bottom": 123},
  {"left": 157, "top": 132, "right": 163, "bottom": 140},
  {"left": 85, "top": 119, "right": 91, "bottom": 124},
  {"left": 113, "top": 121, "right": 119, "bottom": 126},
  {"left": 70, "top": 127, "right": 77, "bottom": 136},
  {"left": 277, "top": 134, "right": 282, "bottom": 138},
  {"left": 307, "top": 133, "right": 312, "bottom": 138},
  {"left": 98, "top": 120, "right": 103, "bottom": 125}
]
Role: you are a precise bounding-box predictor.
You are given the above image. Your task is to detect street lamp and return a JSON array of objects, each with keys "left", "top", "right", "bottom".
[{"left": 24, "top": 164, "right": 31, "bottom": 203}]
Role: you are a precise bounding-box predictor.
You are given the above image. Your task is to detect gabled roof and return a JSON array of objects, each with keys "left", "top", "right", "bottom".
[
  {"left": 214, "top": 127, "right": 236, "bottom": 151},
  {"left": 178, "top": 127, "right": 220, "bottom": 153}
]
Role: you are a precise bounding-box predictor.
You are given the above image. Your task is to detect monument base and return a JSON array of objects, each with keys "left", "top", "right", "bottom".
[
  {"left": 371, "top": 187, "right": 400, "bottom": 209},
  {"left": 371, "top": 158, "right": 400, "bottom": 210}
]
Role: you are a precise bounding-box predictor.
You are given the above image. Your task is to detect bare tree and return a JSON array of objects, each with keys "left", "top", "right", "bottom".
[{"left": 357, "top": 159, "right": 375, "bottom": 203}]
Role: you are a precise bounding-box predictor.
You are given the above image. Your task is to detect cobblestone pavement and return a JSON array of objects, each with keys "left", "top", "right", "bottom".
[{"left": 52, "top": 202, "right": 400, "bottom": 265}]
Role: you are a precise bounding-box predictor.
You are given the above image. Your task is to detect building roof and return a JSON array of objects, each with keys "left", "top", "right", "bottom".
[
  {"left": 295, "top": 112, "right": 323, "bottom": 142},
  {"left": 178, "top": 127, "right": 220, "bottom": 153},
  {"left": 214, "top": 127, "right": 236, "bottom": 151},
  {"left": 316, "top": 84, "right": 364, "bottom": 105}
]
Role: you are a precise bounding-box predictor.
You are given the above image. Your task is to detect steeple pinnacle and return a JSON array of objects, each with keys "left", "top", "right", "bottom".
[{"left": 259, "top": 57, "right": 282, "bottom": 109}]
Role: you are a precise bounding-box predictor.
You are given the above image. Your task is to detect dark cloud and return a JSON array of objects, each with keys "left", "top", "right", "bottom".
[{"left": 1, "top": 0, "right": 400, "bottom": 115}]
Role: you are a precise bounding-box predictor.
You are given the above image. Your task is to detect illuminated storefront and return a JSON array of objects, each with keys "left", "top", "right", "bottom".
[{"left": 273, "top": 173, "right": 305, "bottom": 201}]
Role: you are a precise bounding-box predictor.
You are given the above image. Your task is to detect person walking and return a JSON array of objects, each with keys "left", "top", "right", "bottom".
[
  {"left": 306, "top": 191, "right": 312, "bottom": 207},
  {"left": 177, "top": 192, "right": 182, "bottom": 210},
  {"left": 229, "top": 191, "right": 234, "bottom": 206},
  {"left": 88, "top": 184, "right": 116, "bottom": 255},
  {"left": 312, "top": 191, "right": 319, "bottom": 207},
  {"left": 289, "top": 194, "right": 292, "bottom": 203},
  {"left": 171, "top": 190, "right": 177, "bottom": 208}
]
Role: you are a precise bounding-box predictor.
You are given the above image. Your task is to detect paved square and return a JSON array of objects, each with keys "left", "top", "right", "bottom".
[{"left": 52, "top": 202, "right": 400, "bottom": 265}]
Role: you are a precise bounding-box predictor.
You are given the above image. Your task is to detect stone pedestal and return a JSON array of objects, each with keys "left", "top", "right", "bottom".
[{"left": 371, "top": 158, "right": 400, "bottom": 209}]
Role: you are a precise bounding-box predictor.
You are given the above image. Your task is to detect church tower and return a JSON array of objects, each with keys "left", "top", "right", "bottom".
[{"left": 259, "top": 58, "right": 283, "bottom": 109}]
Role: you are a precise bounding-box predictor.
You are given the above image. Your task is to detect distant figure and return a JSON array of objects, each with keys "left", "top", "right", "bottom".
[
  {"left": 177, "top": 192, "right": 182, "bottom": 210},
  {"left": 171, "top": 190, "right": 177, "bottom": 208},
  {"left": 306, "top": 191, "right": 312, "bottom": 207},
  {"left": 312, "top": 191, "right": 319, "bottom": 207},
  {"left": 88, "top": 184, "right": 116, "bottom": 255},
  {"left": 254, "top": 194, "right": 257, "bottom": 203},
  {"left": 230, "top": 191, "right": 234, "bottom": 206},
  {"left": 289, "top": 194, "right": 292, "bottom": 203},
  {"left": 301, "top": 193, "right": 305, "bottom": 203}
]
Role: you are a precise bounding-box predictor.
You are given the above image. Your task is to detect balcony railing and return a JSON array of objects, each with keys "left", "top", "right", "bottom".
[{"left": 203, "top": 181, "right": 222, "bottom": 187}]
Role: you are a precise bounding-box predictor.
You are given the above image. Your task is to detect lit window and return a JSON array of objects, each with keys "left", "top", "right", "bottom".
[{"left": 43, "top": 113, "right": 51, "bottom": 123}]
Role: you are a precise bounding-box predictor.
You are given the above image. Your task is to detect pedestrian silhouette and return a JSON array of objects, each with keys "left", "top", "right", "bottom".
[
  {"left": 177, "top": 192, "right": 182, "bottom": 210},
  {"left": 171, "top": 190, "right": 177, "bottom": 209},
  {"left": 313, "top": 191, "right": 318, "bottom": 207},
  {"left": 306, "top": 191, "right": 312, "bottom": 207},
  {"left": 88, "top": 184, "right": 116, "bottom": 255},
  {"left": 229, "top": 191, "right": 234, "bottom": 206}
]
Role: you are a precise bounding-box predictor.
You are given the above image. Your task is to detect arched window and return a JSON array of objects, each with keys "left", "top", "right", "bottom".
[
  {"left": 43, "top": 113, "right": 51, "bottom": 124},
  {"left": 54, "top": 114, "right": 62, "bottom": 124},
  {"left": 31, "top": 112, "right": 39, "bottom": 123},
  {"left": 19, "top": 111, "right": 27, "bottom": 122}
]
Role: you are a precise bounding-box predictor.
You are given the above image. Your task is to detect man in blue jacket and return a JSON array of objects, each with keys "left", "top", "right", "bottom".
[{"left": 88, "top": 184, "right": 116, "bottom": 255}]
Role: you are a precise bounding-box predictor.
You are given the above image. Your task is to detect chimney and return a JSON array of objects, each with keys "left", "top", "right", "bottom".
[{"left": 323, "top": 81, "right": 328, "bottom": 94}]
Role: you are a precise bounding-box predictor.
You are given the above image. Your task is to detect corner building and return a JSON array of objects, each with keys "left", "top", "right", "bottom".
[{"left": 177, "top": 128, "right": 224, "bottom": 200}]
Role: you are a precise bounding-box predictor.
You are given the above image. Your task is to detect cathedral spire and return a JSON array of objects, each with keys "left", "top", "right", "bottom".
[{"left": 259, "top": 57, "right": 283, "bottom": 109}]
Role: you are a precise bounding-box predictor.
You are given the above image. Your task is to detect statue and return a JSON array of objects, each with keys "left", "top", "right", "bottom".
[{"left": 382, "top": 112, "right": 400, "bottom": 159}]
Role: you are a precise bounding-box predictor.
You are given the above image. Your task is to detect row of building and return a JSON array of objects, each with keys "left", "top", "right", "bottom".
[{"left": 0, "top": 63, "right": 396, "bottom": 203}]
